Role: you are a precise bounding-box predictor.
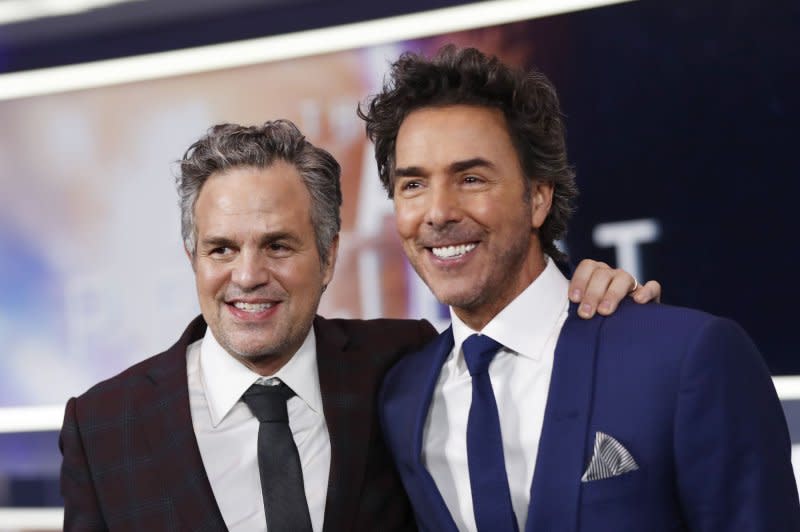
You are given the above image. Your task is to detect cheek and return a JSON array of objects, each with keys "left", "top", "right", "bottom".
[
  {"left": 465, "top": 194, "right": 503, "bottom": 220},
  {"left": 475, "top": 195, "right": 529, "bottom": 230},
  {"left": 271, "top": 260, "right": 322, "bottom": 295},
  {"left": 195, "top": 262, "right": 227, "bottom": 296},
  {"left": 393, "top": 203, "right": 420, "bottom": 239}
]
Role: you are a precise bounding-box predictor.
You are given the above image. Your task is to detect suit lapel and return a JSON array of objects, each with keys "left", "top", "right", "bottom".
[
  {"left": 315, "top": 317, "right": 373, "bottom": 532},
  {"left": 409, "top": 328, "right": 461, "bottom": 532},
  {"left": 140, "top": 316, "right": 226, "bottom": 531},
  {"left": 525, "top": 303, "right": 601, "bottom": 532}
]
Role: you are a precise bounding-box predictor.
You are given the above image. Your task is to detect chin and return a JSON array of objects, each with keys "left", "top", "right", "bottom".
[
  {"left": 233, "top": 342, "right": 281, "bottom": 359},
  {"left": 432, "top": 287, "right": 484, "bottom": 311},
  {"left": 218, "top": 334, "right": 278, "bottom": 359}
]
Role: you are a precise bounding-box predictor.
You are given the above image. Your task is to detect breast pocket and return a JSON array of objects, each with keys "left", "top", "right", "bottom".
[{"left": 580, "top": 468, "right": 644, "bottom": 505}]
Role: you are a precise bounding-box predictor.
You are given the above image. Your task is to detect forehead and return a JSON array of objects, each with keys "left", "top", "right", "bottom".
[
  {"left": 395, "top": 105, "right": 516, "bottom": 164},
  {"left": 194, "top": 162, "right": 312, "bottom": 232}
]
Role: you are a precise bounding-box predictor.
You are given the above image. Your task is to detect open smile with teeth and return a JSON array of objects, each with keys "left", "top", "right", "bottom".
[
  {"left": 431, "top": 242, "right": 477, "bottom": 260},
  {"left": 232, "top": 301, "right": 275, "bottom": 312}
]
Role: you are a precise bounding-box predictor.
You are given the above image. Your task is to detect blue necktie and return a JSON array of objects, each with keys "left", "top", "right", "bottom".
[{"left": 463, "top": 333, "right": 519, "bottom": 532}]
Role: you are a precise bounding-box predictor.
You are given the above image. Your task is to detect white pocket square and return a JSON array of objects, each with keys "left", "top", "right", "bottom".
[{"left": 581, "top": 431, "right": 639, "bottom": 482}]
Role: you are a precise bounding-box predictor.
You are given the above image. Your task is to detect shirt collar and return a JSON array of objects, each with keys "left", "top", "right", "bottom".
[
  {"left": 199, "top": 326, "right": 323, "bottom": 427},
  {"left": 450, "top": 256, "right": 569, "bottom": 363}
]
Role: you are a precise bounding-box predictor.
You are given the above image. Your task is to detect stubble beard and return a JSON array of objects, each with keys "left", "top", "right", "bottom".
[
  {"left": 212, "top": 310, "right": 314, "bottom": 364},
  {"left": 414, "top": 228, "right": 534, "bottom": 318}
]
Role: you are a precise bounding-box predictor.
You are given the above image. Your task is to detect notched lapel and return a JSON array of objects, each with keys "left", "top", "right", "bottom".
[
  {"left": 410, "top": 328, "right": 460, "bottom": 532},
  {"left": 141, "top": 317, "right": 226, "bottom": 531},
  {"left": 315, "top": 317, "right": 373, "bottom": 532},
  {"left": 525, "top": 303, "right": 602, "bottom": 532}
]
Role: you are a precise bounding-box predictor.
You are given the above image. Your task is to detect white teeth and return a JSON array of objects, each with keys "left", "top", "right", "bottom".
[
  {"left": 233, "top": 301, "right": 274, "bottom": 312},
  {"left": 431, "top": 243, "right": 477, "bottom": 259}
]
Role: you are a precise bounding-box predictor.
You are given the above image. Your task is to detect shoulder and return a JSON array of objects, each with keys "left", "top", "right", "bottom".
[
  {"left": 601, "top": 299, "right": 718, "bottom": 330},
  {"left": 316, "top": 316, "right": 437, "bottom": 352},
  {"left": 313, "top": 316, "right": 438, "bottom": 379},
  {"left": 71, "top": 316, "right": 205, "bottom": 406},
  {"left": 588, "top": 300, "right": 766, "bottom": 388},
  {"left": 73, "top": 351, "right": 170, "bottom": 403},
  {"left": 381, "top": 326, "right": 450, "bottom": 396},
  {"left": 596, "top": 300, "right": 746, "bottom": 350}
]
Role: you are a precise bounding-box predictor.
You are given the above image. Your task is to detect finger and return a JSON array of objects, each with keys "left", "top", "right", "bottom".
[
  {"left": 578, "top": 267, "right": 615, "bottom": 319},
  {"left": 596, "top": 272, "right": 635, "bottom": 316},
  {"left": 633, "top": 280, "right": 662, "bottom": 303},
  {"left": 569, "top": 259, "right": 608, "bottom": 303}
]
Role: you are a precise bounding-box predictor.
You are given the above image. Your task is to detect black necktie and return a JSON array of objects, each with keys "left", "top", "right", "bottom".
[
  {"left": 242, "top": 381, "right": 313, "bottom": 532},
  {"left": 462, "top": 333, "right": 519, "bottom": 532}
]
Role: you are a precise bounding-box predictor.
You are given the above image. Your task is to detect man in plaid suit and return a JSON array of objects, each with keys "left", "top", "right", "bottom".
[{"left": 59, "top": 120, "right": 652, "bottom": 531}]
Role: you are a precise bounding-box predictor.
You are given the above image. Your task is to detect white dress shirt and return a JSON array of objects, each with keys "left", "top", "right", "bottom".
[
  {"left": 422, "top": 257, "right": 569, "bottom": 532},
  {"left": 187, "top": 327, "right": 330, "bottom": 532}
]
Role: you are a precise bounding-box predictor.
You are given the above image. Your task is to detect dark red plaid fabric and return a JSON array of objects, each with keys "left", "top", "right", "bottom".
[{"left": 60, "top": 315, "right": 436, "bottom": 531}]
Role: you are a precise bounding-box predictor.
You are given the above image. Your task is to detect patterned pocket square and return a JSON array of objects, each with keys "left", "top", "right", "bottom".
[{"left": 581, "top": 431, "right": 639, "bottom": 482}]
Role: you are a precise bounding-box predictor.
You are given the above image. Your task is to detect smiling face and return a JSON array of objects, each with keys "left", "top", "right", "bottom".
[
  {"left": 190, "top": 162, "right": 337, "bottom": 375},
  {"left": 392, "top": 105, "right": 552, "bottom": 330}
]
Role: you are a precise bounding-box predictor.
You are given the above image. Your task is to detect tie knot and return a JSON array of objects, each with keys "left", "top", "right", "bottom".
[
  {"left": 242, "top": 381, "right": 295, "bottom": 423},
  {"left": 462, "top": 333, "right": 503, "bottom": 376}
]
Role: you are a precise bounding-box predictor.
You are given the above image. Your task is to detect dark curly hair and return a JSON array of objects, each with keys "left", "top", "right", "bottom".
[{"left": 358, "top": 45, "right": 577, "bottom": 261}]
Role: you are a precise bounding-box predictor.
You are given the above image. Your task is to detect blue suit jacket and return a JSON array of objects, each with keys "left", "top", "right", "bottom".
[{"left": 379, "top": 301, "right": 800, "bottom": 531}]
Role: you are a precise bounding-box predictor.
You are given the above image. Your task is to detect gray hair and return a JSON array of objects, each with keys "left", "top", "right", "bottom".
[{"left": 177, "top": 120, "right": 342, "bottom": 265}]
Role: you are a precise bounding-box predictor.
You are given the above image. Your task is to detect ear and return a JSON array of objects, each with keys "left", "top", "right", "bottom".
[
  {"left": 530, "top": 181, "right": 554, "bottom": 230},
  {"left": 184, "top": 244, "right": 197, "bottom": 272},
  {"left": 321, "top": 234, "right": 339, "bottom": 288}
]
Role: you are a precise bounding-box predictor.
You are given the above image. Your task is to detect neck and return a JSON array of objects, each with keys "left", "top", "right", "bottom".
[{"left": 235, "top": 352, "right": 295, "bottom": 377}]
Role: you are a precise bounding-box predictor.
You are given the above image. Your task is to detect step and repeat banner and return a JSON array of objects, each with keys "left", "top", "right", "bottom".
[{"left": 0, "top": 0, "right": 797, "bottom": 525}]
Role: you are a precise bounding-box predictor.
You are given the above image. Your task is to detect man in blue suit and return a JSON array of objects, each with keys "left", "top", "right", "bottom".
[{"left": 359, "top": 45, "right": 800, "bottom": 531}]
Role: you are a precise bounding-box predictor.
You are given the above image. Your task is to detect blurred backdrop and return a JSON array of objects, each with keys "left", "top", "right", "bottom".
[{"left": 0, "top": 0, "right": 798, "bottom": 528}]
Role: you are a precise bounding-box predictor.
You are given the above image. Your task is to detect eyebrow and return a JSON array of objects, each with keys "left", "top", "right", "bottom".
[
  {"left": 394, "top": 157, "right": 495, "bottom": 178},
  {"left": 262, "top": 231, "right": 300, "bottom": 246},
  {"left": 199, "top": 231, "right": 299, "bottom": 248},
  {"left": 199, "top": 236, "right": 236, "bottom": 249},
  {"left": 394, "top": 165, "right": 426, "bottom": 178},
  {"left": 449, "top": 157, "right": 495, "bottom": 173}
]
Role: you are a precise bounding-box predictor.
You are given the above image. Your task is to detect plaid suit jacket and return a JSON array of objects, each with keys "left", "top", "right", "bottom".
[{"left": 60, "top": 314, "right": 437, "bottom": 531}]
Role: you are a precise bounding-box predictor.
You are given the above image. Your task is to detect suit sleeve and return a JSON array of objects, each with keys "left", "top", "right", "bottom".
[
  {"left": 60, "top": 397, "right": 108, "bottom": 531},
  {"left": 673, "top": 317, "right": 800, "bottom": 531},
  {"left": 419, "top": 319, "right": 438, "bottom": 342}
]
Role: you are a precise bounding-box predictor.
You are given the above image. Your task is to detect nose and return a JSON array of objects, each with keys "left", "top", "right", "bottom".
[
  {"left": 231, "top": 249, "right": 270, "bottom": 290},
  {"left": 424, "top": 181, "right": 462, "bottom": 228}
]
